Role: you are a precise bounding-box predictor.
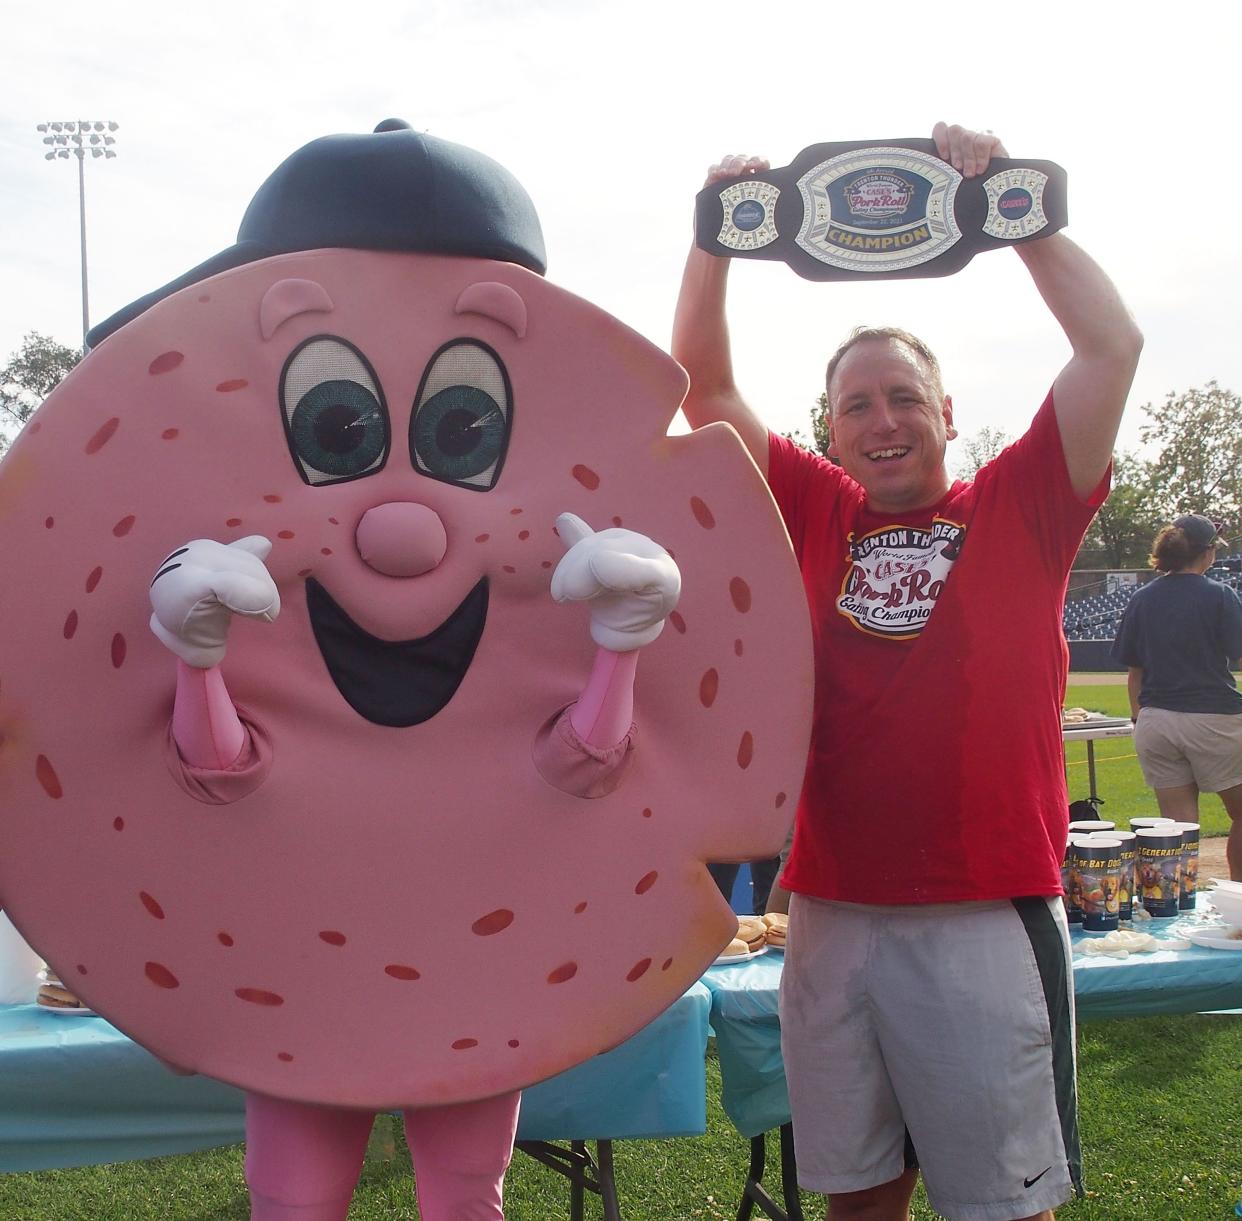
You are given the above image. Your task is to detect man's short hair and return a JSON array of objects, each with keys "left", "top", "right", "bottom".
[{"left": 824, "top": 327, "right": 944, "bottom": 410}]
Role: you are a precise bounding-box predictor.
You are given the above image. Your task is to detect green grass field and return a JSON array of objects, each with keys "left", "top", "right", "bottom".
[{"left": 1, "top": 677, "right": 1236, "bottom": 1219}]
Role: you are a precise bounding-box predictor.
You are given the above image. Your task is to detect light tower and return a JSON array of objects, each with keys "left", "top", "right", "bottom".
[{"left": 37, "top": 120, "right": 119, "bottom": 349}]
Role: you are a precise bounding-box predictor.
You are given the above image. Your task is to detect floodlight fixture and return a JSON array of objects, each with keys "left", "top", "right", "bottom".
[{"left": 36, "top": 120, "right": 120, "bottom": 348}]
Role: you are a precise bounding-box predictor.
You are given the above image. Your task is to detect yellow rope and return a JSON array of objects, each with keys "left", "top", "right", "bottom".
[{"left": 1065, "top": 751, "right": 1138, "bottom": 769}]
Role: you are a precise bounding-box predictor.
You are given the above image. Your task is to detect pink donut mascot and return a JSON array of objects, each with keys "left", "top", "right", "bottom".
[{"left": 0, "top": 121, "right": 811, "bottom": 1218}]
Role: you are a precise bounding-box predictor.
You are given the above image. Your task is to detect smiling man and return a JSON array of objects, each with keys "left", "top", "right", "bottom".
[{"left": 673, "top": 122, "right": 1143, "bottom": 1221}]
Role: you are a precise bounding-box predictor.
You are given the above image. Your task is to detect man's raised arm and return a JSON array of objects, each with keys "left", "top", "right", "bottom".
[
  {"left": 672, "top": 156, "right": 771, "bottom": 476},
  {"left": 933, "top": 123, "right": 1144, "bottom": 499}
]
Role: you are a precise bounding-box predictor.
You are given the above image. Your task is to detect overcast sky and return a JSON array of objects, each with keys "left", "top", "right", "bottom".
[{"left": 4, "top": 0, "right": 1239, "bottom": 457}]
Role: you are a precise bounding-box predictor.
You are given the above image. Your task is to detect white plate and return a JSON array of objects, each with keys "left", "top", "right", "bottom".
[
  {"left": 35, "top": 1000, "right": 99, "bottom": 1016},
  {"left": 714, "top": 947, "right": 768, "bottom": 965},
  {"left": 1208, "top": 878, "right": 1242, "bottom": 894},
  {"left": 1184, "top": 926, "right": 1242, "bottom": 952}
]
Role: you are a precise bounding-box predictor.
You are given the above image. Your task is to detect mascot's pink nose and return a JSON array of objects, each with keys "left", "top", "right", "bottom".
[{"left": 355, "top": 502, "right": 448, "bottom": 577}]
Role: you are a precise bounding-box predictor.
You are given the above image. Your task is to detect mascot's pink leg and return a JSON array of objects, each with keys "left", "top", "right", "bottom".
[
  {"left": 403, "top": 1090, "right": 522, "bottom": 1220},
  {"left": 244, "top": 1092, "right": 375, "bottom": 1219}
]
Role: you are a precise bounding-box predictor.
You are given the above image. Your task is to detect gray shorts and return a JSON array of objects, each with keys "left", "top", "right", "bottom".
[
  {"left": 780, "top": 894, "right": 1081, "bottom": 1221},
  {"left": 1134, "top": 706, "right": 1242, "bottom": 792}
]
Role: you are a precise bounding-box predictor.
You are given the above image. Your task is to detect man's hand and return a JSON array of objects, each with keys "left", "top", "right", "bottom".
[
  {"left": 932, "top": 122, "right": 1008, "bottom": 177},
  {"left": 705, "top": 154, "right": 770, "bottom": 188},
  {"left": 551, "top": 513, "right": 681, "bottom": 652},
  {"left": 149, "top": 536, "right": 281, "bottom": 668}
]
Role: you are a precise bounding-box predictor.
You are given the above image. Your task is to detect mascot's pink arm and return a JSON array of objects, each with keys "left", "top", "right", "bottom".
[{"left": 169, "top": 648, "right": 637, "bottom": 772}]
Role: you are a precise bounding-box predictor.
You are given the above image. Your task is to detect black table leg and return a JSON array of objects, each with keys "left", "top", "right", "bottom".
[
  {"left": 734, "top": 1126, "right": 801, "bottom": 1221},
  {"left": 515, "top": 1138, "right": 621, "bottom": 1220}
]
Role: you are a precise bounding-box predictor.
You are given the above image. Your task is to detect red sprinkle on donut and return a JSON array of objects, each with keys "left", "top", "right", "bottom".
[
  {"left": 277, "top": 530, "right": 295, "bottom": 540},
  {"left": 775, "top": 792, "right": 787, "bottom": 809},
  {"left": 216, "top": 379, "right": 248, "bottom": 393},
  {"left": 76, "top": 964, "right": 88, "bottom": 976},
  {"left": 574, "top": 901, "right": 588, "bottom": 914},
  {"left": 44, "top": 517, "right": 54, "bottom": 529},
  {"left": 668, "top": 611, "right": 687, "bottom": 635},
  {"left": 642, "top": 807, "right": 653, "bottom": 819},
  {"left": 472, "top": 909, "right": 514, "bottom": 936},
  {"left": 734, "top": 638, "right": 744, "bottom": 657},
  {"left": 384, "top": 964, "right": 421, "bottom": 981},
  {"left": 502, "top": 565, "right": 517, "bottom": 574},
  {"left": 111, "top": 634, "right": 127, "bottom": 669},
  {"left": 218, "top": 933, "right": 234, "bottom": 947},
  {"left": 547, "top": 962, "right": 578, "bottom": 984},
  {"left": 699, "top": 668, "right": 719, "bottom": 708},
  {"left": 86, "top": 567, "right": 103, "bottom": 593},
  {"left": 690, "top": 496, "right": 716, "bottom": 529},
  {"left": 236, "top": 988, "right": 284, "bottom": 1006},
  {"left": 627, "top": 958, "right": 652, "bottom": 982},
  {"left": 662, "top": 958, "right": 673, "bottom": 971},
  {"left": 328, "top": 517, "right": 340, "bottom": 525},
  {"left": 730, "top": 577, "right": 752, "bottom": 613},
  {"left": 112, "top": 515, "right": 136, "bottom": 537},
  {"left": 148, "top": 351, "right": 184, "bottom": 375},
  {"left": 113, "top": 817, "right": 124, "bottom": 831},
  {"left": 35, "top": 756, "right": 63, "bottom": 799},
  {"left": 635, "top": 871, "right": 658, "bottom": 895},
  {"left": 63, "top": 610, "right": 78, "bottom": 640},
  {"left": 571, "top": 464, "right": 600, "bottom": 490},
  {"left": 612, "top": 516, "right": 623, "bottom": 527},
  {"left": 85, "top": 418, "right": 120, "bottom": 455},
  {"left": 139, "top": 892, "right": 165, "bottom": 919},
  {"left": 475, "top": 533, "right": 490, "bottom": 543},
  {"left": 452, "top": 1038, "right": 478, "bottom": 1050},
  {"left": 319, "top": 931, "right": 346, "bottom": 946},
  {"left": 263, "top": 494, "right": 282, "bottom": 503},
  {"left": 226, "top": 518, "right": 243, "bottom": 528},
  {"left": 277, "top": 1052, "right": 294, "bottom": 1062},
  {"left": 161, "top": 429, "right": 179, "bottom": 440},
  {"left": 510, "top": 508, "right": 523, "bottom": 515},
  {"left": 145, "top": 962, "right": 179, "bottom": 989},
  {"left": 518, "top": 530, "right": 530, "bottom": 540},
  {"left": 508, "top": 1039, "right": 520, "bottom": 1048},
  {"left": 737, "top": 732, "right": 755, "bottom": 770},
  {"left": 320, "top": 548, "right": 333, "bottom": 556}
]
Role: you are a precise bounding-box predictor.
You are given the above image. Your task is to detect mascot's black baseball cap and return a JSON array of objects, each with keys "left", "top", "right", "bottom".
[{"left": 87, "top": 119, "right": 547, "bottom": 348}]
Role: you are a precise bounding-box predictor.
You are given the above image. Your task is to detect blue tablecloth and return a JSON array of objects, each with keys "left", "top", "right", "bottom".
[
  {"left": 702, "top": 918, "right": 1242, "bottom": 1138},
  {"left": 0, "top": 983, "right": 710, "bottom": 1173}
]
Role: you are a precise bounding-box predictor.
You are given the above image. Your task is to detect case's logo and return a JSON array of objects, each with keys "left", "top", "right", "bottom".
[{"left": 845, "top": 173, "right": 914, "bottom": 221}]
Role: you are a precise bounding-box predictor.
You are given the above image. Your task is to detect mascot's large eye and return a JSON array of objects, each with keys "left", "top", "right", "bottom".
[
  {"left": 280, "top": 337, "right": 389, "bottom": 485},
  {"left": 410, "top": 341, "right": 511, "bottom": 490}
]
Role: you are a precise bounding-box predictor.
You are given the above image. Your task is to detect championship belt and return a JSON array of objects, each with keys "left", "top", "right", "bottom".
[{"left": 695, "top": 138, "right": 1067, "bottom": 281}]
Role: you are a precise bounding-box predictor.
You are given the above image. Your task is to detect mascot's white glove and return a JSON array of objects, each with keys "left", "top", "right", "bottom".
[
  {"left": 149, "top": 536, "right": 281, "bottom": 668},
  {"left": 551, "top": 513, "right": 681, "bottom": 652}
]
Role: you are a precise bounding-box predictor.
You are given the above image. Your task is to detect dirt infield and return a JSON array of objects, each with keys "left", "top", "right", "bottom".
[{"left": 1201, "top": 836, "right": 1232, "bottom": 883}]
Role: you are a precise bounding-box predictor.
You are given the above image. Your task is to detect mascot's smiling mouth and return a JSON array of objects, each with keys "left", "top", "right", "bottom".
[{"left": 305, "top": 578, "right": 489, "bottom": 727}]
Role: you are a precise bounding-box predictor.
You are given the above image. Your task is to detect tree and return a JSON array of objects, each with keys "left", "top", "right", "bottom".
[
  {"left": 1078, "top": 449, "right": 1162, "bottom": 568},
  {"left": 0, "top": 333, "right": 81, "bottom": 456},
  {"left": 952, "top": 424, "right": 1012, "bottom": 480},
  {"left": 1139, "top": 380, "right": 1242, "bottom": 528},
  {"left": 784, "top": 392, "right": 834, "bottom": 459}
]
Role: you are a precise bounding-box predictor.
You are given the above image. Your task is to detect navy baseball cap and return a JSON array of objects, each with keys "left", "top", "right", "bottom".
[
  {"left": 87, "top": 119, "right": 546, "bottom": 348},
  {"left": 1173, "top": 514, "right": 1227, "bottom": 547}
]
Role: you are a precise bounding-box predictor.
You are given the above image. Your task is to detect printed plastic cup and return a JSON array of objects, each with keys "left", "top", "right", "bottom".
[
  {"left": 1077, "top": 837, "right": 1122, "bottom": 933},
  {"left": 1129, "top": 817, "right": 1177, "bottom": 832},
  {"left": 1135, "top": 827, "right": 1183, "bottom": 918},
  {"left": 1091, "top": 830, "right": 1136, "bottom": 923},
  {"left": 1171, "top": 822, "right": 1200, "bottom": 910},
  {"left": 1062, "top": 834, "right": 1088, "bottom": 924},
  {"left": 0, "top": 913, "right": 42, "bottom": 1004},
  {"left": 1068, "top": 819, "right": 1115, "bottom": 835}
]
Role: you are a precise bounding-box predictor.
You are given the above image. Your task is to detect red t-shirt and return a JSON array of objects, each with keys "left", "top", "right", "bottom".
[{"left": 768, "top": 394, "right": 1106, "bottom": 903}]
